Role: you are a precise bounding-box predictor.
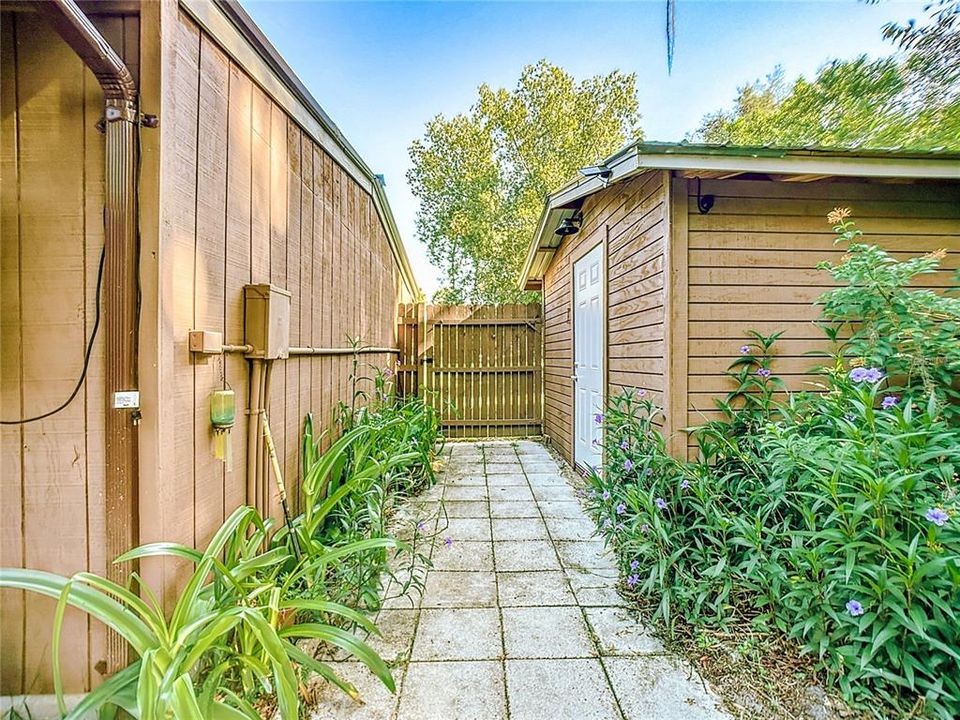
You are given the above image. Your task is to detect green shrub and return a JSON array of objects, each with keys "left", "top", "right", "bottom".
[
  {"left": 1, "top": 351, "right": 444, "bottom": 719},
  {"left": 0, "top": 506, "right": 393, "bottom": 719},
  {"left": 586, "top": 214, "right": 960, "bottom": 717}
]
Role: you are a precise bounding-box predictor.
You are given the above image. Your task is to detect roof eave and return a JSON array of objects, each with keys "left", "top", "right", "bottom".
[{"left": 519, "top": 142, "right": 960, "bottom": 288}]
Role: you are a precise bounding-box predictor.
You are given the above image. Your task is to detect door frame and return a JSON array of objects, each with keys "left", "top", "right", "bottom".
[{"left": 569, "top": 231, "right": 608, "bottom": 473}]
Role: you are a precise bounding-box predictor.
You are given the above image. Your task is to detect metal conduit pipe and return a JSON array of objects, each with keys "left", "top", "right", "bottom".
[
  {"left": 246, "top": 359, "right": 264, "bottom": 511},
  {"left": 287, "top": 346, "right": 401, "bottom": 356},
  {"left": 260, "top": 361, "right": 274, "bottom": 514},
  {"left": 36, "top": 0, "right": 139, "bottom": 678}
]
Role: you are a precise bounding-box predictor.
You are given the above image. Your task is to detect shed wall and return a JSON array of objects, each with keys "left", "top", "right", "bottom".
[
  {"left": 542, "top": 172, "right": 668, "bottom": 466},
  {"left": 541, "top": 172, "right": 960, "bottom": 469},
  {"left": 683, "top": 176, "right": 960, "bottom": 451}
]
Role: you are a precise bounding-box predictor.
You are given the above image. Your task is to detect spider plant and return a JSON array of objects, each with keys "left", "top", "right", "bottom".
[{"left": 0, "top": 506, "right": 394, "bottom": 719}]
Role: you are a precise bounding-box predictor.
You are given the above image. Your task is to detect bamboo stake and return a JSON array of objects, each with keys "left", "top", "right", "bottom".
[{"left": 262, "top": 410, "right": 301, "bottom": 560}]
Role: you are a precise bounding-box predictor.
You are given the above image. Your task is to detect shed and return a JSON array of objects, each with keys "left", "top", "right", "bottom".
[
  {"left": 518, "top": 141, "right": 960, "bottom": 470},
  {"left": 1, "top": 0, "right": 417, "bottom": 698}
]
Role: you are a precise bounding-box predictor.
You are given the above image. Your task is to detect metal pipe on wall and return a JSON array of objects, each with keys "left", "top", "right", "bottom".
[
  {"left": 35, "top": 0, "right": 140, "bottom": 678},
  {"left": 246, "top": 359, "right": 263, "bottom": 512},
  {"left": 260, "top": 361, "right": 274, "bottom": 514}
]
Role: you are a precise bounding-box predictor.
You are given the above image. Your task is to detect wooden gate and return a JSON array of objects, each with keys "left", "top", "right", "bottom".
[{"left": 397, "top": 304, "right": 543, "bottom": 438}]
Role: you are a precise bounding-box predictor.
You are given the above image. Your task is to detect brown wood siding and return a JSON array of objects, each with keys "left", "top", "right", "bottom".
[
  {"left": 0, "top": 9, "right": 410, "bottom": 695},
  {"left": 0, "top": 11, "right": 139, "bottom": 695},
  {"left": 542, "top": 172, "right": 669, "bottom": 466},
  {"left": 683, "top": 176, "right": 960, "bottom": 441},
  {"left": 143, "top": 10, "right": 408, "bottom": 594}
]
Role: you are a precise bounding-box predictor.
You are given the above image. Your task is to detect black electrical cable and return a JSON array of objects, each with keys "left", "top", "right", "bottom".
[{"left": 1, "top": 245, "right": 106, "bottom": 425}]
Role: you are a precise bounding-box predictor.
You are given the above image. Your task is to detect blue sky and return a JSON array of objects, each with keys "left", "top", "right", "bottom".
[{"left": 242, "top": 0, "right": 927, "bottom": 296}]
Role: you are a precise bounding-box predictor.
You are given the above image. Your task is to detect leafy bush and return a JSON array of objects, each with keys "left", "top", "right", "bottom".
[
  {"left": 586, "top": 214, "right": 960, "bottom": 717},
  {"left": 1, "top": 352, "right": 444, "bottom": 719},
  {"left": 0, "top": 506, "right": 393, "bottom": 719},
  {"left": 817, "top": 208, "right": 960, "bottom": 419}
]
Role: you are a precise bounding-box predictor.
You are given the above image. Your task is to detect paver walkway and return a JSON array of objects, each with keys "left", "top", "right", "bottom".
[{"left": 311, "top": 440, "right": 729, "bottom": 720}]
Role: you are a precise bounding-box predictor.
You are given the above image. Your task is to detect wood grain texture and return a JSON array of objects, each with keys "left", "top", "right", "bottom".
[
  {"left": 541, "top": 172, "right": 669, "bottom": 465},
  {"left": 540, "top": 172, "right": 960, "bottom": 465},
  {"left": 684, "top": 177, "right": 960, "bottom": 431},
  {"left": 0, "top": 9, "right": 411, "bottom": 694},
  {"left": 162, "top": 11, "right": 408, "bottom": 561},
  {"left": 397, "top": 304, "right": 542, "bottom": 438},
  {"left": 0, "top": 9, "right": 148, "bottom": 692}
]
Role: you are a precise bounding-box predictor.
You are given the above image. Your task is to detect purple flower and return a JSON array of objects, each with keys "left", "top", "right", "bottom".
[
  {"left": 845, "top": 600, "right": 865, "bottom": 617},
  {"left": 630, "top": 559, "right": 640, "bottom": 571},
  {"left": 926, "top": 507, "right": 949, "bottom": 526},
  {"left": 645, "top": 468, "right": 653, "bottom": 477},
  {"left": 756, "top": 368, "right": 771, "bottom": 378},
  {"left": 383, "top": 368, "right": 394, "bottom": 378},
  {"left": 680, "top": 479, "right": 691, "bottom": 491},
  {"left": 881, "top": 395, "right": 899, "bottom": 410},
  {"left": 443, "top": 537, "right": 453, "bottom": 547},
  {"left": 416, "top": 521, "right": 426, "bottom": 532},
  {"left": 619, "top": 439, "right": 630, "bottom": 451},
  {"left": 616, "top": 502, "right": 626, "bottom": 515},
  {"left": 589, "top": 489, "right": 597, "bottom": 498},
  {"left": 844, "top": 413, "right": 856, "bottom": 422},
  {"left": 623, "top": 459, "right": 634, "bottom": 471},
  {"left": 626, "top": 573, "right": 640, "bottom": 588},
  {"left": 640, "top": 523, "right": 649, "bottom": 534},
  {"left": 850, "top": 366, "right": 883, "bottom": 384},
  {"left": 636, "top": 389, "right": 647, "bottom": 398},
  {"left": 655, "top": 497, "right": 667, "bottom": 510},
  {"left": 602, "top": 490, "right": 611, "bottom": 501},
  {"left": 848, "top": 367, "right": 866, "bottom": 382},
  {"left": 864, "top": 367, "right": 884, "bottom": 383},
  {"left": 593, "top": 413, "right": 604, "bottom": 425},
  {"left": 740, "top": 345, "right": 750, "bottom": 355}
]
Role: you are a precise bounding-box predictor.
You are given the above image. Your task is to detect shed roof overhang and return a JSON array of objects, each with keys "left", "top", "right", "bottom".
[
  {"left": 518, "top": 141, "right": 960, "bottom": 290},
  {"left": 180, "top": 0, "right": 420, "bottom": 298}
]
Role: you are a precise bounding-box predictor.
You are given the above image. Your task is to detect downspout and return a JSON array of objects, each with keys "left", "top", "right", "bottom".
[{"left": 36, "top": 0, "right": 140, "bottom": 678}]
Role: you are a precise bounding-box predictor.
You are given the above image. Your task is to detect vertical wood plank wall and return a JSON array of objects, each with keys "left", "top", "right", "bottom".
[
  {"left": 0, "top": 11, "right": 139, "bottom": 695},
  {"left": 0, "top": 9, "right": 412, "bottom": 695},
  {"left": 146, "top": 10, "right": 410, "bottom": 606},
  {"left": 541, "top": 172, "right": 669, "bottom": 466},
  {"left": 683, "top": 177, "right": 960, "bottom": 451}
]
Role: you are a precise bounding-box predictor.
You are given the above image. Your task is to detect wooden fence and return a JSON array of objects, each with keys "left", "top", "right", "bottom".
[{"left": 397, "top": 304, "right": 543, "bottom": 438}]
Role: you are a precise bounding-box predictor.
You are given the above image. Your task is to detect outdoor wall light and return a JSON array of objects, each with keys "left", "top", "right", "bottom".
[
  {"left": 579, "top": 165, "right": 613, "bottom": 181},
  {"left": 555, "top": 214, "right": 582, "bottom": 236},
  {"left": 695, "top": 177, "right": 715, "bottom": 214}
]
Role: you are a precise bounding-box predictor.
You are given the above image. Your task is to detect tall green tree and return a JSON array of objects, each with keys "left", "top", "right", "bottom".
[
  {"left": 692, "top": 2, "right": 960, "bottom": 149},
  {"left": 408, "top": 61, "right": 642, "bottom": 304}
]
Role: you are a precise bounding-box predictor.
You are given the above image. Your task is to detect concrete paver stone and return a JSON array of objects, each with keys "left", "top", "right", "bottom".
[{"left": 310, "top": 440, "right": 728, "bottom": 720}]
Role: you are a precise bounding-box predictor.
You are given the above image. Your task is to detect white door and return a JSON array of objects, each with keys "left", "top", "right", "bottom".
[{"left": 573, "top": 243, "right": 604, "bottom": 470}]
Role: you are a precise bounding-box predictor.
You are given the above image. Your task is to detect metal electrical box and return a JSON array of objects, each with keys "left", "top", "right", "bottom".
[{"left": 244, "top": 284, "right": 291, "bottom": 359}]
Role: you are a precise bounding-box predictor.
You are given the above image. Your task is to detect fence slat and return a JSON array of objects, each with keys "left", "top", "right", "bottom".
[{"left": 397, "top": 303, "right": 542, "bottom": 438}]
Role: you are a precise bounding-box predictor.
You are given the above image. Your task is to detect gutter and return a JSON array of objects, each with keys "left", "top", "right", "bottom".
[{"left": 36, "top": 0, "right": 141, "bottom": 677}]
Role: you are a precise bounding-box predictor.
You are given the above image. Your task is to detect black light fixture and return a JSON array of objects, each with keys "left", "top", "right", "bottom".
[
  {"left": 695, "top": 177, "right": 714, "bottom": 214},
  {"left": 579, "top": 165, "right": 613, "bottom": 181},
  {"left": 555, "top": 213, "right": 582, "bottom": 236}
]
